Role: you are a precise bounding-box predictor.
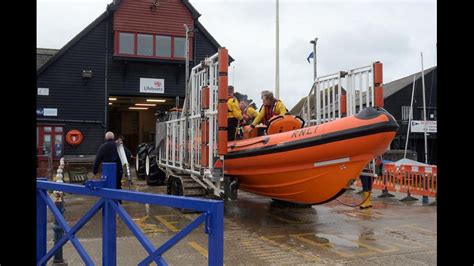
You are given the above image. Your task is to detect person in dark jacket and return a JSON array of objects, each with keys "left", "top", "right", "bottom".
[{"left": 93, "top": 131, "right": 123, "bottom": 190}]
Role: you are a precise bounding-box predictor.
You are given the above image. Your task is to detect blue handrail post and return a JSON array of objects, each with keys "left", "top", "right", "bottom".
[
  {"left": 37, "top": 178, "right": 47, "bottom": 266},
  {"left": 53, "top": 199, "right": 67, "bottom": 265},
  {"left": 102, "top": 163, "right": 117, "bottom": 266},
  {"left": 208, "top": 201, "right": 224, "bottom": 266}
]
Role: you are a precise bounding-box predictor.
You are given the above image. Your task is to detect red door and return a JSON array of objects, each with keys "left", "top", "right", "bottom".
[
  {"left": 37, "top": 125, "right": 64, "bottom": 177},
  {"left": 37, "top": 125, "right": 64, "bottom": 159}
]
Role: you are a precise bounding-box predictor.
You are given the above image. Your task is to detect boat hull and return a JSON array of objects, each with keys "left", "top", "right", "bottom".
[{"left": 224, "top": 108, "right": 398, "bottom": 204}]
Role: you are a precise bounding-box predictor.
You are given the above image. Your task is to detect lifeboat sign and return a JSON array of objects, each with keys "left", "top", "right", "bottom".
[{"left": 140, "top": 78, "right": 165, "bottom": 94}]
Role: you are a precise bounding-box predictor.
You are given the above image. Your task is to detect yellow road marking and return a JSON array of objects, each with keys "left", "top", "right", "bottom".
[
  {"left": 290, "top": 234, "right": 374, "bottom": 258},
  {"left": 400, "top": 224, "right": 437, "bottom": 234},
  {"left": 188, "top": 241, "right": 208, "bottom": 258},
  {"left": 240, "top": 241, "right": 260, "bottom": 245},
  {"left": 260, "top": 236, "right": 322, "bottom": 262},
  {"left": 263, "top": 235, "right": 287, "bottom": 239},
  {"left": 382, "top": 231, "right": 429, "bottom": 249},
  {"left": 344, "top": 212, "right": 362, "bottom": 218},
  {"left": 132, "top": 217, "right": 165, "bottom": 233},
  {"left": 355, "top": 211, "right": 385, "bottom": 218},
  {"left": 183, "top": 214, "right": 199, "bottom": 221},
  {"left": 252, "top": 251, "right": 271, "bottom": 256},
  {"left": 240, "top": 241, "right": 258, "bottom": 244},
  {"left": 336, "top": 235, "right": 399, "bottom": 253},
  {"left": 187, "top": 242, "right": 227, "bottom": 266},
  {"left": 169, "top": 208, "right": 193, "bottom": 219},
  {"left": 154, "top": 215, "right": 180, "bottom": 232},
  {"left": 357, "top": 242, "right": 398, "bottom": 253},
  {"left": 390, "top": 239, "right": 427, "bottom": 249}
]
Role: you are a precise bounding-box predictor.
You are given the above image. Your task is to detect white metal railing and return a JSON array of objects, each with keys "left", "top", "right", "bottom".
[
  {"left": 158, "top": 53, "right": 222, "bottom": 195},
  {"left": 301, "top": 64, "right": 376, "bottom": 126}
]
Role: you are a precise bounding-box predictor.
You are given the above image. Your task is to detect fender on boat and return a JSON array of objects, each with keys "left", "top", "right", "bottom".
[{"left": 226, "top": 108, "right": 398, "bottom": 159}]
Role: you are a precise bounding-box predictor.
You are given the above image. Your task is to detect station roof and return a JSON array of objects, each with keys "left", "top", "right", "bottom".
[
  {"left": 383, "top": 66, "right": 436, "bottom": 98},
  {"left": 37, "top": 48, "right": 59, "bottom": 70},
  {"left": 37, "top": 0, "right": 231, "bottom": 75}
]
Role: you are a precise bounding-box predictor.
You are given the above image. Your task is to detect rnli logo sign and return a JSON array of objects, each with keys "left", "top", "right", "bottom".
[
  {"left": 36, "top": 108, "right": 58, "bottom": 117},
  {"left": 140, "top": 78, "right": 165, "bottom": 94},
  {"left": 291, "top": 127, "right": 317, "bottom": 138}
]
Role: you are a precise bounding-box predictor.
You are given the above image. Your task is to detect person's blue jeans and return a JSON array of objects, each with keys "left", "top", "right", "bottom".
[{"left": 360, "top": 175, "right": 373, "bottom": 192}]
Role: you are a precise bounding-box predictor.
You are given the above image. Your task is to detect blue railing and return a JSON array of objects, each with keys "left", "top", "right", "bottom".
[{"left": 36, "top": 163, "right": 224, "bottom": 266}]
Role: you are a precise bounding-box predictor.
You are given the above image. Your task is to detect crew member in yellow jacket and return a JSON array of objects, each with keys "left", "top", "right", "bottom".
[
  {"left": 239, "top": 99, "right": 259, "bottom": 125},
  {"left": 227, "top": 85, "right": 243, "bottom": 141},
  {"left": 250, "top": 90, "right": 288, "bottom": 130}
]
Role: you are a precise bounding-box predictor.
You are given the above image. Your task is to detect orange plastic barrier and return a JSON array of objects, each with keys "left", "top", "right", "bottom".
[
  {"left": 373, "top": 163, "right": 397, "bottom": 192},
  {"left": 353, "top": 163, "right": 436, "bottom": 198},
  {"left": 398, "top": 164, "right": 437, "bottom": 197}
]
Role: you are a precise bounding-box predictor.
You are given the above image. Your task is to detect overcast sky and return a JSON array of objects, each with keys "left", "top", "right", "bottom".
[{"left": 37, "top": 0, "right": 436, "bottom": 109}]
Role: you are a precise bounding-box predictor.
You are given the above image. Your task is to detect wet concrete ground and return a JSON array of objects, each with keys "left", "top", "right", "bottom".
[{"left": 46, "top": 179, "right": 436, "bottom": 265}]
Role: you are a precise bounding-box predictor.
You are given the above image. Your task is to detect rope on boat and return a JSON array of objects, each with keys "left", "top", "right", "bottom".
[
  {"left": 335, "top": 192, "right": 371, "bottom": 207},
  {"left": 229, "top": 137, "right": 270, "bottom": 149}
]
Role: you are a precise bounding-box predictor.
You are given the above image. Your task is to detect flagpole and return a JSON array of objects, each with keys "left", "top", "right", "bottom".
[
  {"left": 421, "top": 52, "right": 429, "bottom": 164},
  {"left": 275, "top": 0, "right": 280, "bottom": 98},
  {"left": 310, "top": 37, "right": 318, "bottom": 81},
  {"left": 404, "top": 75, "right": 416, "bottom": 159}
]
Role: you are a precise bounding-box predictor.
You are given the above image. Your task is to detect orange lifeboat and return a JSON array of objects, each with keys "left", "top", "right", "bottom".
[{"left": 224, "top": 107, "right": 398, "bottom": 204}]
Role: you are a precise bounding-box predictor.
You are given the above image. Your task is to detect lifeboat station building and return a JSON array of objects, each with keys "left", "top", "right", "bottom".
[
  {"left": 383, "top": 66, "right": 437, "bottom": 164},
  {"left": 37, "top": 0, "right": 228, "bottom": 164}
]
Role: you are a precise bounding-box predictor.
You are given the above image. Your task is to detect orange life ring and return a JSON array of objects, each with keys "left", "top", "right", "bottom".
[{"left": 66, "top": 130, "right": 83, "bottom": 145}]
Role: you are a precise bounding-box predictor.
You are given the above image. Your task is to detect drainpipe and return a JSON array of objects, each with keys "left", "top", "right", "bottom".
[{"left": 104, "top": 10, "right": 109, "bottom": 133}]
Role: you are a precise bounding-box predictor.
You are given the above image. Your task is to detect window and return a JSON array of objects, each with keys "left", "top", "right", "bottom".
[
  {"left": 54, "top": 135, "right": 63, "bottom": 158},
  {"left": 43, "top": 135, "right": 52, "bottom": 156},
  {"left": 174, "top": 37, "right": 186, "bottom": 58},
  {"left": 417, "top": 107, "right": 436, "bottom": 120},
  {"left": 156, "top": 35, "right": 171, "bottom": 57},
  {"left": 401, "top": 106, "right": 412, "bottom": 121},
  {"left": 137, "top": 34, "right": 153, "bottom": 56},
  {"left": 119, "top": 33, "right": 134, "bottom": 54},
  {"left": 115, "top": 31, "right": 188, "bottom": 60}
]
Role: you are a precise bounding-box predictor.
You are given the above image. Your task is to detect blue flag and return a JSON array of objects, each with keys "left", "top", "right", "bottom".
[{"left": 307, "top": 51, "right": 314, "bottom": 63}]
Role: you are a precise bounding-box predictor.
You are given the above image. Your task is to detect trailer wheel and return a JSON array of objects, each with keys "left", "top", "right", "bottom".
[
  {"left": 145, "top": 143, "right": 166, "bottom": 186},
  {"left": 136, "top": 143, "right": 148, "bottom": 180},
  {"left": 224, "top": 176, "right": 239, "bottom": 200},
  {"left": 167, "top": 176, "right": 184, "bottom": 196}
]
